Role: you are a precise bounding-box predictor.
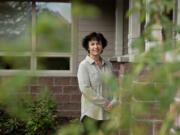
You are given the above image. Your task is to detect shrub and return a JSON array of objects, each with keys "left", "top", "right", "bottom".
[
  {"left": 25, "top": 89, "right": 58, "bottom": 135},
  {"left": 0, "top": 88, "right": 58, "bottom": 135},
  {"left": 0, "top": 106, "right": 25, "bottom": 135}
]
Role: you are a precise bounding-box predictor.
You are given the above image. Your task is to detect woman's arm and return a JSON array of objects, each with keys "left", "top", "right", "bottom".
[{"left": 77, "top": 62, "right": 108, "bottom": 107}]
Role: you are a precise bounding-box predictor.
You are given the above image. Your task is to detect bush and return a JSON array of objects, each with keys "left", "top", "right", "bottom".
[
  {"left": 0, "top": 105, "right": 25, "bottom": 135},
  {"left": 25, "top": 89, "right": 58, "bottom": 135},
  {"left": 0, "top": 88, "right": 58, "bottom": 135}
]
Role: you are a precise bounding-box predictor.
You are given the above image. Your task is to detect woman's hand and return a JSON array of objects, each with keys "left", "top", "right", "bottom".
[{"left": 104, "top": 103, "right": 113, "bottom": 112}]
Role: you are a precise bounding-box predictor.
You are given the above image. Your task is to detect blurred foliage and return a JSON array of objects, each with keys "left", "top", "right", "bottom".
[
  {"left": 72, "top": 0, "right": 100, "bottom": 18},
  {"left": 25, "top": 88, "right": 58, "bottom": 135},
  {"left": 0, "top": 107, "right": 25, "bottom": 135},
  {"left": 0, "top": 0, "right": 180, "bottom": 135},
  {"left": 35, "top": 11, "right": 71, "bottom": 52},
  {"left": 0, "top": 81, "right": 58, "bottom": 135}
]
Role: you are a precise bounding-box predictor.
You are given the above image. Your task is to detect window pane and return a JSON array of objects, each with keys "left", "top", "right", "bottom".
[
  {"left": 36, "top": 2, "right": 71, "bottom": 52},
  {"left": 0, "top": 2, "right": 32, "bottom": 51},
  {"left": 37, "top": 57, "right": 70, "bottom": 70},
  {"left": 0, "top": 56, "right": 30, "bottom": 69}
]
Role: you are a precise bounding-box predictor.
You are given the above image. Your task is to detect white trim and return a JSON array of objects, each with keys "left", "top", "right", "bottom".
[
  {"left": 173, "top": 0, "right": 177, "bottom": 39},
  {"left": 0, "top": 52, "right": 32, "bottom": 56},
  {"left": 110, "top": 55, "right": 129, "bottom": 62},
  {"left": 176, "top": 0, "right": 180, "bottom": 40},
  {"left": 32, "top": 1, "right": 36, "bottom": 71},
  {"left": 165, "top": 51, "right": 180, "bottom": 62},
  {"left": 0, "top": 70, "right": 76, "bottom": 77},
  {"left": 174, "top": 97, "right": 180, "bottom": 102},
  {"left": 71, "top": 16, "right": 78, "bottom": 75},
  {"left": 128, "top": 0, "right": 140, "bottom": 61},
  {"left": 35, "top": 52, "right": 72, "bottom": 57},
  {"left": 110, "top": 51, "right": 180, "bottom": 63}
]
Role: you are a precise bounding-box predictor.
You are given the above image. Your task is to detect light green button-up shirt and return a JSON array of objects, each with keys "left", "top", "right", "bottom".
[{"left": 77, "top": 55, "right": 116, "bottom": 121}]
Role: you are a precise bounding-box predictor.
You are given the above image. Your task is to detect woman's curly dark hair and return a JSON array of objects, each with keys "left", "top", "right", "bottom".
[{"left": 82, "top": 32, "right": 107, "bottom": 53}]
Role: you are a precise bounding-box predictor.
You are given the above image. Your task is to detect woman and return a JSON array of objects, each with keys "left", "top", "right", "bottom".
[{"left": 77, "top": 32, "right": 116, "bottom": 133}]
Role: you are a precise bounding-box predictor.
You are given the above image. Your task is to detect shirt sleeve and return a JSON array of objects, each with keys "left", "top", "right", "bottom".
[{"left": 77, "top": 62, "right": 108, "bottom": 107}]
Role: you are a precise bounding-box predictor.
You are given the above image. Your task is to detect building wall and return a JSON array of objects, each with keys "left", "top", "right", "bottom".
[
  {"left": 0, "top": 0, "right": 117, "bottom": 118},
  {"left": 123, "top": 0, "right": 129, "bottom": 55},
  {"left": 27, "top": 62, "right": 127, "bottom": 118},
  {"left": 77, "top": 0, "right": 115, "bottom": 65},
  {"left": 29, "top": 0, "right": 117, "bottom": 118},
  {"left": 1, "top": 0, "right": 178, "bottom": 134},
  {"left": 0, "top": 0, "right": 130, "bottom": 119}
]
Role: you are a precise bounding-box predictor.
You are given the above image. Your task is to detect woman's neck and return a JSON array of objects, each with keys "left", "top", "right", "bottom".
[{"left": 90, "top": 55, "right": 101, "bottom": 62}]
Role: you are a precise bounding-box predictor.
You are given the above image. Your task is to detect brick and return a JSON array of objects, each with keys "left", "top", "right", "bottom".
[
  {"left": 17, "top": 89, "right": 30, "bottom": 97},
  {"left": 112, "top": 62, "right": 120, "bottom": 71},
  {"left": 133, "top": 83, "right": 157, "bottom": 100},
  {"left": 137, "top": 67, "right": 151, "bottom": 82},
  {"left": 63, "top": 86, "right": 81, "bottom": 95},
  {"left": 131, "top": 101, "right": 163, "bottom": 120},
  {"left": 31, "top": 93, "right": 40, "bottom": 98},
  {"left": 55, "top": 95, "right": 70, "bottom": 103},
  {"left": 21, "top": 86, "right": 30, "bottom": 94},
  {"left": 1, "top": 76, "right": 11, "bottom": 81},
  {"left": 173, "top": 70, "right": 180, "bottom": 77},
  {"left": 63, "top": 103, "right": 81, "bottom": 110},
  {"left": 57, "top": 104, "right": 64, "bottom": 111},
  {"left": 154, "top": 122, "right": 162, "bottom": 135},
  {"left": 58, "top": 111, "right": 80, "bottom": 117},
  {"left": 48, "top": 86, "right": 63, "bottom": 95},
  {"left": 118, "top": 129, "right": 129, "bottom": 135},
  {"left": 119, "top": 64, "right": 128, "bottom": 74},
  {"left": 54, "top": 77, "right": 71, "bottom": 85},
  {"left": 38, "top": 77, "right": 54, "bottom": 85},
  {"left": 113, "top": 71, "right": 119, "bottom": 77},
  {"left": 70, "top": 95, "right": 81, "bottom": 103},
  {"left": 30, "top": 86, "right": 42, "bottom": 94},
  {"left": 29, "top": 77, "right": 38, "bottom": 85},
  {"left": 175, "top": 89, "right": 180, "bottom": 98},
  {"left": 132, "top": 121, "right": 153, "bottom": 135},
  {"left": 70, "top": 77, "right": 78, "bottom": 85}
]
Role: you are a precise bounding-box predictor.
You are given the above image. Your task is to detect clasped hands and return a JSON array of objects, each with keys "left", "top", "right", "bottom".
[{"left": 103, "top": 103, "right": 113, "bottom": 112}]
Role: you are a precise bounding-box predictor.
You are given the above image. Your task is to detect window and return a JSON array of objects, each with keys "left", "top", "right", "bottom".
[{"left": 0, "top": 1, "right": 73, "bottom": 76}]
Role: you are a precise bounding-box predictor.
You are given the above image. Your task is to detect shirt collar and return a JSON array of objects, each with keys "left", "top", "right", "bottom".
[{"left": 85, "top": 55, "right": 106, "bottom": 66}]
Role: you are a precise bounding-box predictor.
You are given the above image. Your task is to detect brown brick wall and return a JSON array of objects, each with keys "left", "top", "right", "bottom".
[
  {"left": 27, "top": 62, "right": 127, "bottom": 118},
  {"left": 28, "top": 77, "right": 81, "bottom": 118},
  {"left": 0, "top": 62, "right": 165, "bottom": 135},
  {"left": 131, "top": 68, "right": 165, "bottom": 135},
  {"left": 111, "top": 62, "right": 163, "bottom": 135},
  {"left": 111, "top": 61, "right": 129, "bottom": 77}
]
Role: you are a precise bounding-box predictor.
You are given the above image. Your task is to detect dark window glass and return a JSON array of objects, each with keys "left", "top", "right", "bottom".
[
  {"left": 0, "top": 56, "right": 30, "bottom": 69},
  {"left": 37, "top": 57, "right": 70, "bottom": 70}
]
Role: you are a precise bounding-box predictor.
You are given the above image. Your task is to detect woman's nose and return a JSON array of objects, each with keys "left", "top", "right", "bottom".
[{"left": 94, "top": 44, "right": 98, "bottom": 48}]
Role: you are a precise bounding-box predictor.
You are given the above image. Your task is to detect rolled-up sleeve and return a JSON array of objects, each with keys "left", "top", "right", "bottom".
[{"left": 77, "top": 62, "right": 108, "bottom": 107}]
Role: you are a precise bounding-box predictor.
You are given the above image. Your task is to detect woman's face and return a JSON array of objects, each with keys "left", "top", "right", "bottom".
[{"left": 88, "top": 40, "right": 103, "bottom": 57}]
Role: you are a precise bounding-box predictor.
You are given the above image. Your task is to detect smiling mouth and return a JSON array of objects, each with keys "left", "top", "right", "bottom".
[{"left": 93, "top": 51, "right": 99, "bottom": 53}]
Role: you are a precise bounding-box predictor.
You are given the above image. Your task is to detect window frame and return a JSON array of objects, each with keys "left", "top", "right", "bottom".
[{"left": 0, "top": 0, "right": 78, "bottom": 76}]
